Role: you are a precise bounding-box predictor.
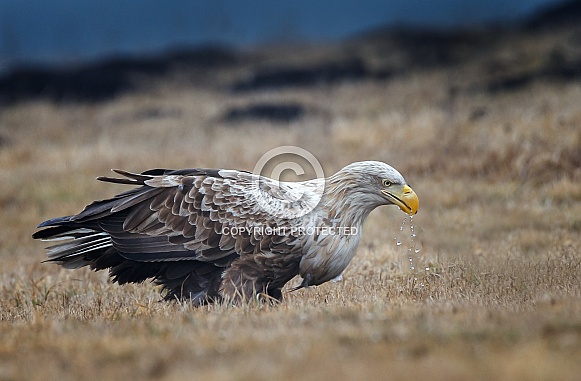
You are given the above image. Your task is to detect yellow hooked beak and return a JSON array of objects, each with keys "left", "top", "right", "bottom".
[{"left": 381, "top": 184, "right": 419, "bottom": 215}]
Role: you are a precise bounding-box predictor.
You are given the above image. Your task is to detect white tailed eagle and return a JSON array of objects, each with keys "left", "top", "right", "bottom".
[{"left": 33, "top": 161, "right": 418, "bottom": 304}]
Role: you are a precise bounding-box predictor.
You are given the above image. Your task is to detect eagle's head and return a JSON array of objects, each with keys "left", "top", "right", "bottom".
[{"left": 332, "top": 161, "right": 419, "bottom": 215}]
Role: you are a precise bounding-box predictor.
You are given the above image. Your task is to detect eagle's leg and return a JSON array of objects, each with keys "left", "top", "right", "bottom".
[
  {"left": 265, "top": 286, "right": 283, "bottom": 301},
  {"left": 219, "top": 272, "right": 271, "bottom": 303},
  {"left": 220, "top": 255, "right": 296, "bottom": 304}
]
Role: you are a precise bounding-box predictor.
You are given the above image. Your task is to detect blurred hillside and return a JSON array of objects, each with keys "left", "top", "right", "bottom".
[{"left": 1, "top": 0, "right": 580, "bottom": 104}]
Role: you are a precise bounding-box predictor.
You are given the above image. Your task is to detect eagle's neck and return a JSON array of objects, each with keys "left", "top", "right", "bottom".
[{"left": 315, "top": 172, "right": 382, "bottom": 228}]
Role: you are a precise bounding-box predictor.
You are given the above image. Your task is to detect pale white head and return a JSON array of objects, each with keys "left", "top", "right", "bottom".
[{"left": 327, "top": 161, "right": 419, "bottom": 215}]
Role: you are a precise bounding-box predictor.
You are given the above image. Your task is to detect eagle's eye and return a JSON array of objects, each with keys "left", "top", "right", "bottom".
[{"left": 382, "top": 179, "right": 392, "bottom": 187}]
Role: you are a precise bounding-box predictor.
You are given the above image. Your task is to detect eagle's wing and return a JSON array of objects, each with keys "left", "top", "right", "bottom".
[
  {"left": 91, "top": 169, "right": 286, "bottom": 259},
  {"left": 35, "top": 168, "right": 323, "bottom": 264}
]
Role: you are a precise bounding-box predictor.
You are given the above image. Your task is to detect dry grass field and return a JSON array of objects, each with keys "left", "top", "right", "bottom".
[{"left": 1, "top": 15, "right": 581, "bottom": 381}]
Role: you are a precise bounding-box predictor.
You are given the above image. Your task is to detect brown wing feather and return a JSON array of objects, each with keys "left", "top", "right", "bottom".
[{"left": 96, "top": 169, "right": 292, "bottom": 263}]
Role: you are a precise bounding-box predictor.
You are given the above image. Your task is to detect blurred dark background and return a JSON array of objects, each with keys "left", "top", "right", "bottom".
[
  {"left": 0, "top": 0, "right": 579, "bottom": 103},
  {"left": 0, "top": 0, "right": 561, "bottom": 65}
]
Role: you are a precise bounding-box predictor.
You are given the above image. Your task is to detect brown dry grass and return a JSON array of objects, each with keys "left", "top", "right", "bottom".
[{"left": 1, "top": 30, "right": 581, "bottom": 380}]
